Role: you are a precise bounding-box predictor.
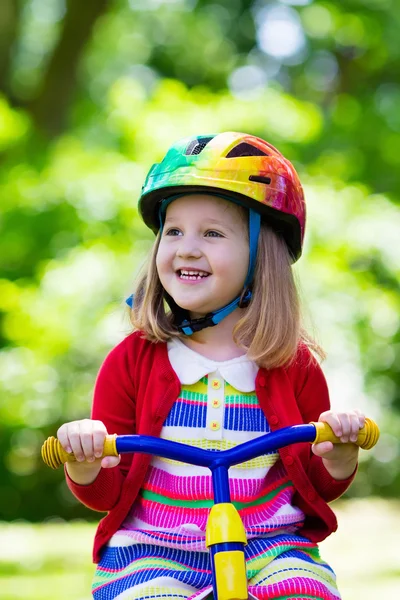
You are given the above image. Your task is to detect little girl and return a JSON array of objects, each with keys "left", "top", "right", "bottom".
[{"left": 57, "top": 132, "right": 364, "bottom": 600}]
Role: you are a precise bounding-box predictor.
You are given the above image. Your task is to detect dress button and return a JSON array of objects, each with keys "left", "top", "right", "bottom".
[
  {"left": 210, "top": 420, "right": 220, "bottom": 431},
  {"left": 269, "top": 415, "right": 279, "bottom": 425},
  {"left": 258, "top": 376, "right": 266, "bottom": 387},
  {"left": 211, "top": 398, "right": 221, "bottom": 408},
  {"left": 284, "top": 455, "right": 294, "bottom": 466},
  {"left": 307, "top": 491, "right": 316, "bottom": 502},
  {"left": 211, "top": 379, "right": 221, "bottom": 390}
]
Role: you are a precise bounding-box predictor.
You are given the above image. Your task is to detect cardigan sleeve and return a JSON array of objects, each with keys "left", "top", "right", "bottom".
[
  {"left": 292, "top": 345, "right": 357, "bottom": 502},
  {"left": 65, "top": 338, "right": 137, "bottom": 512}
]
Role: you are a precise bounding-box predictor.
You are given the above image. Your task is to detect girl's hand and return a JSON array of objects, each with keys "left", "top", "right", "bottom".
[
  {"left": 57, "top": 419, "right": 121, "bottom": 470},
  {"left": 311, "top": 410, "right": 365, "bottom": 480}
]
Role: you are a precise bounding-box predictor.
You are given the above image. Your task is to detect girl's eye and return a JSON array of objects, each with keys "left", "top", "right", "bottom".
[
  {"left": 205, "top": 230, "right": 223, "bottom": 238},
  {"left": 164, "top": 228, "right": 182, "bottom": 236}
]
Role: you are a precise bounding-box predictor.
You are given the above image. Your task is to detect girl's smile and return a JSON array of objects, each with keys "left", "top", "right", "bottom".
[
  {"left": 175, "top": 268, "right": 210, "bottom": 285},
  {"left": 156, "top": 194, "right": 249, "bottom": 317}
]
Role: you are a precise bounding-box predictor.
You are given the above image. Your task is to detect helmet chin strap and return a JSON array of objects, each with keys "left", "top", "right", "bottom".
[{"left": 126, "top": 198, "right": 261, "bottom": 336}]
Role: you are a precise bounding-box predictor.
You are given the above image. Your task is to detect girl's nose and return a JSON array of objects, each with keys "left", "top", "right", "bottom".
[{"left": 176, "top": 236, "right": 202, "bottom": 259}]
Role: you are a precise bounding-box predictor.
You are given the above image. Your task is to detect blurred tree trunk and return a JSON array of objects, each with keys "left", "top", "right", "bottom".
[
  {"left": 0, "top": 0, "right": 20, "bottom": 94},
  {"left": 29, "top": 0, "right": 111, "bottom": 138}
]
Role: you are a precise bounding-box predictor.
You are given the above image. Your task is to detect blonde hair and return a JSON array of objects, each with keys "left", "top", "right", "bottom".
[{"left": 129, "top": 224, "right": 324, "bottom": 368}]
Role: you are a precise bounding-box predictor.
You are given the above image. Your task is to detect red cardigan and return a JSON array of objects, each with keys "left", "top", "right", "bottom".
[{"left": 66, "top": 331, "right": 356, "bottom": 563}]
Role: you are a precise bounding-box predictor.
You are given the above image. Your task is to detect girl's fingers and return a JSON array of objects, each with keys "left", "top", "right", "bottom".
[
  {"left": 354, "top": 409, "right": 366, "bottom": 429},
  {"left": 93, "top": 427, "right": 107, "bottom": 459},
  {"left": 319, "top": 411, "right": 343, "bottom": 438},
  {"left": 318, "top": 410, "right": 366, "bottom": 443},
  {"left": 349, "top": 412, "right": 361, "bottom": 443},
  {"left": 80, "top": 421, "right": 96, "bottom": 462},
  {"left": 68, "top": 423, "right": 85, "bottom": 462},
  {"left": 57, "top": 420, "right": 109, "bottom": 463},
  {"left": 338, "top": 413, "right": 351, "bottom": 442},
  {"left": 57, "top": 425, "right": 72, "bottom": 454}
]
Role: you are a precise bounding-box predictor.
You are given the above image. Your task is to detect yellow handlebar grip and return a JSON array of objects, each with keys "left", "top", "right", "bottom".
[
  {"left": 41, "top": 434, "right": 118, "bottom": 469},
  {"left": 311, "top": 417, "right": 380, "bottom": 449}
]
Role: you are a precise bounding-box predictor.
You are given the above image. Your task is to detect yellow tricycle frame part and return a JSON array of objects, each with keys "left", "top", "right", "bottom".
[
  {"left": 214, "top": 550, "right": 248, "bottom": 600},
  {"left": 206, "top": 503, "right": 247, "bottom": 546}
]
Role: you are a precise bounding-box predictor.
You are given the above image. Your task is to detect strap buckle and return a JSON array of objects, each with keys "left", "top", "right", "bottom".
[{"left": 178, "top": 314, "right": 217, "bottom": 335}]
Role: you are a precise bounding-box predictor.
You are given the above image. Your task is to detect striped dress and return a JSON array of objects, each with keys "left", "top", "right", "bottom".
[{"left": 93, "top": 339, "right": 340, "bottom": 600}]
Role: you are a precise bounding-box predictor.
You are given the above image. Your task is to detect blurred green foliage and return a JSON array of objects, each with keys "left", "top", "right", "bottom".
[{"left": 0, "top": 0, "right": 399, "bottom": 521}]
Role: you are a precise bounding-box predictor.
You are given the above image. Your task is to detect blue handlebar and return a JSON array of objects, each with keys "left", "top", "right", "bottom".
[
  {"left": 115, "top": 424, "right": 317, "bottom": 470},
  {"left": 114, "top": 425, "right": 318, "bottom": 503}
]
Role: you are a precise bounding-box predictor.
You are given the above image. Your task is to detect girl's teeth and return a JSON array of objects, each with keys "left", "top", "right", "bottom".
[{"left": 180, "top": 270, "right": 208, "bottom": 280}]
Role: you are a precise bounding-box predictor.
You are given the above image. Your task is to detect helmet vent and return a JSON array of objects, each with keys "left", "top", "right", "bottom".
[
  {"left": 185, "top": 136, "right": 214, "bottom": 155},
  {"left": 226, "top": 143, "right": 268, "bottom": 158},
  {"left": 249, "top": 175, "right": 271, "bottom": 185}
]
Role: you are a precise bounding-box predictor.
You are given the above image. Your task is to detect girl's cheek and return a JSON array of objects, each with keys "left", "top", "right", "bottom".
[{"left": 155, "top": 253, "right": 164, "bottom": 274}]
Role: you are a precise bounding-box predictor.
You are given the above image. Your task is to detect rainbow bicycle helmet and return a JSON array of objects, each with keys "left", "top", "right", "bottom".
[
  {"left": 139, "top": 131, "right": 305, "bottom": 260},
  {"left": 132, "top": 132, "right": 306, "bottom": 335}
]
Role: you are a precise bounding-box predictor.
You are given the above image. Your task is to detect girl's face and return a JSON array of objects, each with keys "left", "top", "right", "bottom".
[{"left": 156, "top": 194, "right": 249, "bottom": 317}]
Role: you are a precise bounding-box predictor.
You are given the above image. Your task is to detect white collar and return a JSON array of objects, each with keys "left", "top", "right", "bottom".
[{"left": 167, "top": 337, "right": 258, "bottom": 392}]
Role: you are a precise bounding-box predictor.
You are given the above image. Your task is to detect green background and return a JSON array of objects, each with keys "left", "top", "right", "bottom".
[{"left": 0, "top": 0, "right": 399, "bottom": 597}]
